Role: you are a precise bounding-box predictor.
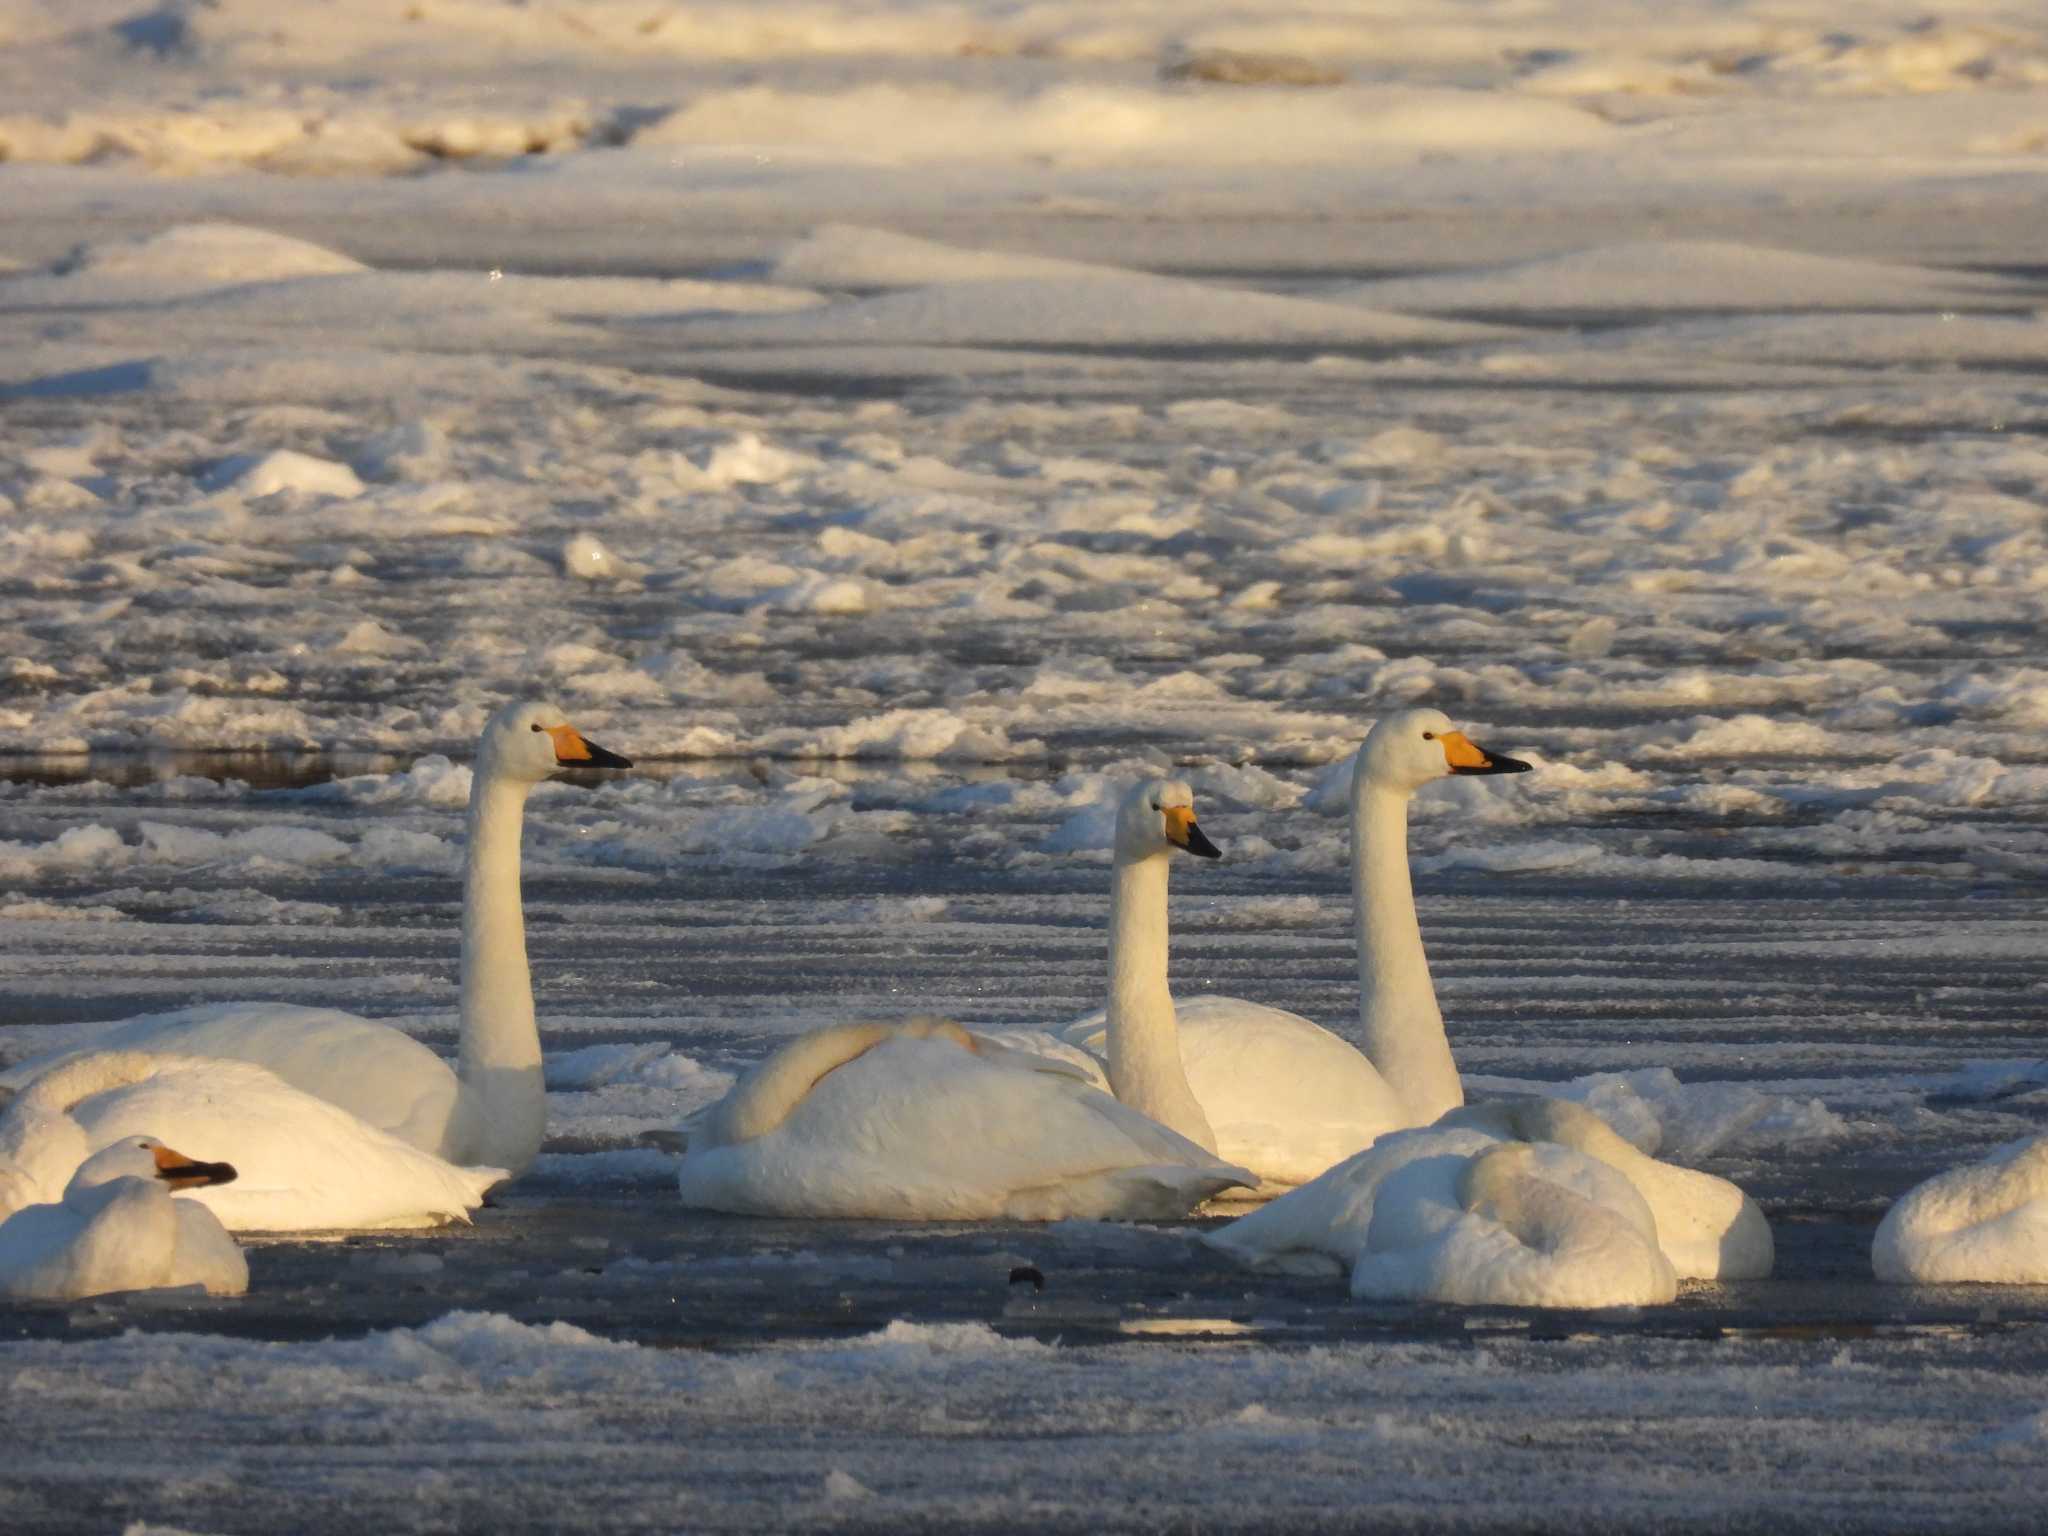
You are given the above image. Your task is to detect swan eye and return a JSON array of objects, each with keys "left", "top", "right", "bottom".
[
  {"left": 1421, "top": 731, "right": 1435, "bottom": 740},
  {"left": 531, "top": 723, "right": 543, "bottom": 732}
]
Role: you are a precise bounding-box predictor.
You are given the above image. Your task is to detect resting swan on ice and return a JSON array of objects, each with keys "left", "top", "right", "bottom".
[
  {"left": 1058, "top": 709, "right": 1529, "bottom": 1194},
  {"left": 673, "top": 782, "right": 1252, "bottom": 1220},
  {"left": 1205, "top": 1096, "right": 1772, "bottom": 1304},
  {"left": 0, "top": 1051, "right": 506, "bottom": 1233},
  {"left": 0, "top": 1135, "right": 246, "bottom": 1302},
  {"left": 1873, "top": 1135, "right": 2048, "bottom": 1284},
  {"left": 0, "top": 701, "right": 629, "bottom": 1178},
  {"left": 676, "top": 1015, "right": 1252, "bottom": 1221}
]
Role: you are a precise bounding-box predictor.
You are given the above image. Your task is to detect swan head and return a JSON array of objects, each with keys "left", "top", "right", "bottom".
[
  {"left": 478, "top": 700, "right": 633, "bottom": 783},
  {"left": 1117, "top": 779, "right": 1221, "bottom": 861},
  {"left": 1356, "top": 707, "right": 1530, "bottom": 796},
  {"left": 64, "top": 1136, "right": 238, "bottom": 1199}
]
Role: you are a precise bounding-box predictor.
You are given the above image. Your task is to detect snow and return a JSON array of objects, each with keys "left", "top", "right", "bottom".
[
  {"left": 3, "top": 1309, "right": 2046, "bottom": 1532},
  {"left": 1342, "top": 240, "right": 2025, "bottom": 317},
  {"left": 2, "top": 0, "right": 2047, "bottom": 1524}
]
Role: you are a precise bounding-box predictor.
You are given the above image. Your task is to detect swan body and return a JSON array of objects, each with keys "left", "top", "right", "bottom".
[
  {"left": 1364, "top": 1133, "right": 1676, "bottom": 1308},
  {"left": 1206, "top": 1097, "right": 1770, "bottom": 1299},
  {"left": 677, "top": 1017, "right": 1254, "bottom": 1220},
  {"left": 1060, "top": 714, "right": 1529, "bottom": 1196},
  {"left": 1060, "top": 996, "right": 1407, "bottom": 1193},
  {"left": 1873, "top": 1135, "right": 2048, "bottom": 1284},
  {"left": 0, "top": 1136, "right": 247, "bottom": 1302},
  {"left": 0, "top": 1051, "right": 506, "bottom": 1232},
  {"left": 0, "top": 702, "right": 629, "bottom": 1176},
  {"left": 0, "top": 1003, "right": 458, "bottom": 1153}
]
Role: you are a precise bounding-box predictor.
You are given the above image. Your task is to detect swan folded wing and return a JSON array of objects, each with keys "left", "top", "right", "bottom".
[
  {"left": 1874, "top": 1135, "right": 2048, "bottom": 1283},
  {"left": 1436, "top": 1099, "right": 1772, "bottom": 1281},
  {"left": 1352, "top": 1143, "right": 1677, "bottom": 1309},
  {"left": 60, "top": 1057, "right": 503, "bottom": 1233},
  {"left": 966, "top": 1032, "right": 1103, "bottom": 1085},
  {"left": 0, "top": 1003, "right": 456, "bottom": 1147},
  {"left": 678, "top": 1032, "right": 1251, "bottom": 1221},
  {"left": 1204, "top": 1125, "right": 1502, "bottom": 1272},
  {"left": 0, "top": 1187, "right": 174, "bottom": 1300}
]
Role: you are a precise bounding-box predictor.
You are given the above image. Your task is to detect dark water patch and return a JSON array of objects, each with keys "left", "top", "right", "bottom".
[{"left": 0, "top": 751, "right": 398, "bottom": 792}]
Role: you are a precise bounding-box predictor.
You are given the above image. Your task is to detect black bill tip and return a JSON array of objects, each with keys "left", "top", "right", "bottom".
[
  {"left": 577, "top": 740, "right": 634, "bottom": 770},
  {"left": 1450, "top": 750, "right": 1532, "bottom": 777},
  {"left": 158, "top": 1159, "right": 239, "bottom": 1189},
  {"left": 1181, "top": 820, "right": 1223, "bottom": 859}
]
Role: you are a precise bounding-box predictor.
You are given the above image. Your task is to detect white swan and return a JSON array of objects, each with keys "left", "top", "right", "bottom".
[
  {"left": 1206, "top": 1097, "right": 1771, "bottom": 1297},
  {"left": 1873, "top": 1135, "right": 2048, "bottom": 1283},
  {"left": 0, "top": 701, "right": 630, "bottom": 1176},
  {"left": 0, "top": 1135, "right": 247, "bottom": 1301},
  {"left": 1059, "top": 710, "right": 1529, "bottom": 1194},
  {"left": 676, "top": 1016, "right": 1254, "bottom": 1220},
  {"left": 0, "top": 1051, "right": 506, "bottom": 1232}
]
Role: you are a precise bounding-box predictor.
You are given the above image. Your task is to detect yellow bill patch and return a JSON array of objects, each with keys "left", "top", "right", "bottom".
[
  {"left": 546, "top": 724, "right": 593, "bottom": 762},
  {"left": 1439, "top": 730, "right": 1492, "bottom": 771},
  {"left": 1162, "top": 805, "right": 1197, "bottom": 847}
]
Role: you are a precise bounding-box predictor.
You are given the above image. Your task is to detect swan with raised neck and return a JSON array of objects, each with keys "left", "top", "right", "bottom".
[
  {"left": 1057, "top": 708, "right": 1529, "bottom": 1195},
  {"left": 445, "top": 701, "right": 630, "bottom": 1169},
  {"left": 1103, "top": 779, "right": 1222, "bottom": 1151},
  {"left": 1350, "top": 705, "right": 1529, "bottom": 1124},
  {"left": 0, "top": 700, "right": 631, "bottom": 1180}
]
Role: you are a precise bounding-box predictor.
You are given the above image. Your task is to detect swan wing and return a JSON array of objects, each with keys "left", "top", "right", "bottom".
[
  {"left": 0, "top": 1185, "right": 174, "bottom": 1301},
  {"left": 0, "top": 1003, "right": 460, "bottom": 1154},
  {"left": 1206, "top": 1124, "right": 1502, "bottom": 1273},
  {"left": 1351, "top": 1142, "right": 1677, "bottom": 1309},
  {"left": 63, "top": 1057, "right": 503, "bottom": 1233},
  {"left": 678, "top": 1032, "right": 1250, "bottom": 1220},
  {"left": 1874, "top": 1134, "right": 2048, "bottom": 1284}
]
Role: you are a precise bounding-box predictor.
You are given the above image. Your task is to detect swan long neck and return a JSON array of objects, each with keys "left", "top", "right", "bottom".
[
  {"left": 456, "top": 763, "right": 544, "bottom": 1171},
  {"left": 1352, "top": 780, "right": 1462, "bottom": 1125},
  {"left": 1105, "top": 849, "right": 1216, "bottom": 1152}
]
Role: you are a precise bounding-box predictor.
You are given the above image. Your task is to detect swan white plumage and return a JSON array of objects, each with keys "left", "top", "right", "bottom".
[
  {"left": 1058, "top": 710, "right": 1529, "bottom": 1195},
  {"left": 0, "top": 1135, "right": 247, "bottom": 1301},
  {"left": 676, "top": 1016, "right": 1254, "bottom": 1220},
  {"left": 1873, "top": 1135, "right": 2048, "bottom": 1283},
  {"left": 0, "top": 701, "right": 629, "bottom": 1176},
  {"left": 1206, "top": 1096, "right": 1771, "bottom": 1298},
  {"left": 0, "top": 1051, "right": 506, "bottom": 1232}
]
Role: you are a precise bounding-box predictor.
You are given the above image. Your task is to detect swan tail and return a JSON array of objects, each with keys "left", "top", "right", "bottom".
[
  {"left": 463, "top": 1164, "right": 512, "bottom": 1203},
  {"left": 1003, "top": 1163, "right": 1253, "bottom": 1223}
]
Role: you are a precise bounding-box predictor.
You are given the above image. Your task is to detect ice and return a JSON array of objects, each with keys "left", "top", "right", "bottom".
[
  {"left": 642, "top": 79, "right": 1614, "bottom": 169},
  {"left": 1344, "top": 241, "right": 2023, "bottom": 317},
  {"left": 1538, "top": 1069, "right": 1849, "bottom": 1162},
  {"left": 30, "top": 223, "right": 364, "bottom": 300},
  {"left": 1970, "top": 1410, "right": 2048, "bottom": 1454},
  {"left": 3, "top": 0, "right": 2048, "bottom": 1524},
  {"left": 5, "top": 1310, "right": 2047, "bottom": 1530},
  {"left": 771, "top": 224, "right": 1114, "bottom": 289},
  {"left": 666, "top": 270, "right": 1507, "bottom": 352}
]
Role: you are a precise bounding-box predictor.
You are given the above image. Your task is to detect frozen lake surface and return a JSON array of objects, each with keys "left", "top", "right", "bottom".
[{"left": 4, "top": 0, "right": 2048, "bottom": 1529}]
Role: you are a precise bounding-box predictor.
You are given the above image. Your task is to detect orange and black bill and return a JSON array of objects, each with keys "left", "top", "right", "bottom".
[
  {"left": 546, "top": 724, "right": 633, "bottom": 769},
  {"left": 151, "top": 1144, "right": 239, "bottom": 1190},
  {"left": 1441, "top": 730, "right": 1532, "bottom": 777}
]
